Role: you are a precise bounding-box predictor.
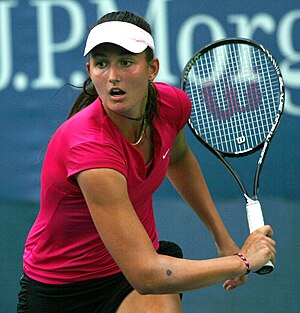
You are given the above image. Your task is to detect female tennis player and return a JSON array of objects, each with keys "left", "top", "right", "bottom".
[{"left": 17, "top": 11, "right": 276, "bottom": 313}]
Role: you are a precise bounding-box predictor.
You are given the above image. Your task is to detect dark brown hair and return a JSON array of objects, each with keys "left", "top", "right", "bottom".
[{"left": 67, "top": 11, "right": 158, "bottom": 124}]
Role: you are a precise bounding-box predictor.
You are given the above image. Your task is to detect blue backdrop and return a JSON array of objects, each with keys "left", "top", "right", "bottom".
[{"left": 1, "top": 1, "right": 299, "bottom": 312}]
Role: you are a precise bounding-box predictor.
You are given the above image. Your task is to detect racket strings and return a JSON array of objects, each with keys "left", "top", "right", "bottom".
[{"left": 185, "top": 42, "right": 281, "bottom": 154}]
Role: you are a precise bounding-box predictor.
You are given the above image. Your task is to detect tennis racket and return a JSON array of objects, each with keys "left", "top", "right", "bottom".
[{"left": 181, "top": 38, "right": 284, "bottom": 275}]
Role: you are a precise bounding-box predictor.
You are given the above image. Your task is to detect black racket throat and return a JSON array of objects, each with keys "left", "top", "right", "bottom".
[{"left": 188, "top": 123, "right": 264, "bottom": 200}]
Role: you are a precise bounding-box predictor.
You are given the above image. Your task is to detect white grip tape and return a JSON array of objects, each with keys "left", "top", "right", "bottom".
[
  {"left": 245, "top": 196, "right": 274, "bottom": 272},
  {"left": 246, "top": 198, "right": 265, "bottom": 233}
]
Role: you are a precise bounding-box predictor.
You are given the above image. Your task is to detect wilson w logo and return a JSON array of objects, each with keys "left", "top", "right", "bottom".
[{"left": 201, "top": 79, "right": 262, "bottom": 121}]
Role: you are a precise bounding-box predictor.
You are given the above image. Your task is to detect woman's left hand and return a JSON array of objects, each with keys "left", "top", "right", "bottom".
[{"left": 222, "top": 275, "right": 248, "bottom": 291}]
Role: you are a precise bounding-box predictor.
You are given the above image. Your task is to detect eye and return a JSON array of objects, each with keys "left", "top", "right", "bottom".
[
  {"left": 121, "top": 60, "right": 133, "bottom": 67},
  {"left": 96, "top": 60, "right": 107, "bottom": 68}
]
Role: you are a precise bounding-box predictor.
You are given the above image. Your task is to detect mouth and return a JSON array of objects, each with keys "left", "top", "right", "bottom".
[{"left": 109, "top": 88, "right": 126, "bottom": 97}]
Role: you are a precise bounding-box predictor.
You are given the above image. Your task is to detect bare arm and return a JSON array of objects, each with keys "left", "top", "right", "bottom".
[
  {"left": 77, "top": 167, "right": 275, "bottom": 295},
  {"left": 167, "top": 130, "right": 237, "bottom": 255}
]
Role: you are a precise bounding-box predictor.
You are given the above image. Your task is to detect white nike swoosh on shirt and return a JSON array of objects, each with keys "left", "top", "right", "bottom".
[{"left": 162, "top": 149, "right": 170, "bottom": 159}]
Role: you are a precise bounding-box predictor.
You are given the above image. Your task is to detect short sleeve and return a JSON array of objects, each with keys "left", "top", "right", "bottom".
[
  {"left": 66, "top": 141, "right": 128, "bottom": 179},
  {"left": 173, "top": 88, "right": 192, "bottom": 130}
]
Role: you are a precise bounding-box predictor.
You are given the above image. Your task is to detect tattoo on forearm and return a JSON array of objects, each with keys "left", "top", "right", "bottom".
[{"left": 166, "top": 269, "right": 172, "bottom": 276}]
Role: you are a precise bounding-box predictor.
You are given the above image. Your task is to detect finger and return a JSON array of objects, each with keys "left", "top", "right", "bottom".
[
  {"left": 223, "top": 280, "right": 238, "bottom": 291},
  {"left": 255, "top": 225, "right": 274, "bottom": 238},
  {"left": 223, "top": 276, "right": 247, "bottom": 291},
  {"left": 260, "top": 236, "right": 276, "bottom": 253},
  {"left": 270, "top": 247, "right": 276, "bottom": 266},
  {"left": 261, "top": 237, "right": 277, "bottom": 265},
  {"left": 263, "top": 234, "right": 276, "bottom": 246}
]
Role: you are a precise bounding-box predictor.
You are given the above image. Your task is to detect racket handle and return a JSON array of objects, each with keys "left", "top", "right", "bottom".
[{"left": 245, "top": 197, "right": 274, "bottom": 275}]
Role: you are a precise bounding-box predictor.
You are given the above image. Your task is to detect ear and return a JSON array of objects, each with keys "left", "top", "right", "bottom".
[
  {"left": 86, "top": 61, "right": 91, "bottom": 77},
  {"left": 148, "top": 58, "right": 159, "bottom": 82}
]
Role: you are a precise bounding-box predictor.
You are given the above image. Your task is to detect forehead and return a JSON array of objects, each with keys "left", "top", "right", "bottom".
[{"left": 91, "top": 43, "right": 137, "bottom": 57}]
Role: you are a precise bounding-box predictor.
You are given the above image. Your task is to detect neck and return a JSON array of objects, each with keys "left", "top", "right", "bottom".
[
  {"left": 131, "top": 117, "right": 147, "bottom": 146},
  {"left": 104, "top": 110, "right": 147, "bottom": 144},
  {"left": 107, "top": 108, "right": 146, "bottom": 121}
]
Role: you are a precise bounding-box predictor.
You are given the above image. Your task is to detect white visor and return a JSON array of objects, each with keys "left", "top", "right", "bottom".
[{"left": 84, "top": 21, "right": 155, "bottom": 56}]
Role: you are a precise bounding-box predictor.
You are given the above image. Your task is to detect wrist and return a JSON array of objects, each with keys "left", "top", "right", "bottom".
[
  {"left": 215, "top": 237, "right": 239, "bottom": 257},
  {"left": 234, "top": 253, "right": 251, "bottom": 275}
]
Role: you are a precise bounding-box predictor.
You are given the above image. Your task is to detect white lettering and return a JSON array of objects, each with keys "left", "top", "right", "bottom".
[
  {"left": 0, "top": 0, "right": 17, "bottom": 91},
  {"left": 30, "top": 0, "right": 86, "bottom": 89},
  {"left": 145, "top": 0, "right": 177, "bottom": 84},
  {"left": 278, "top": 10, "right": 300, "bottom": 116},
  {"left": 284, "top": 90, "right": 300, "bottom": 116},
  {"left": 278, "top": 9, "right": 300, "bottom": 87},
  {"left": 228, "top": 13, "right": 275, "bottom": 38},
  {"left": 0, "top": 1, "right": 299, "bottom": 116},
  {"left": 177, "top": 15, "right": 225, "bottom": 71}
]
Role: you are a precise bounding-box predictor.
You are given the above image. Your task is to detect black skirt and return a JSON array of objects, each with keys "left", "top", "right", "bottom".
[{"left": 17, "top": 241, "right": 183, "bottom": 313}]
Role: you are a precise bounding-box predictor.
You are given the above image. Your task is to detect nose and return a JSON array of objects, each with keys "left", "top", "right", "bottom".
[
  {"left": 109, "top": 78, "right": 120, "bottom": 85},
  {"left": 108, "top": 64, "right": 120, "bottom": 85}
]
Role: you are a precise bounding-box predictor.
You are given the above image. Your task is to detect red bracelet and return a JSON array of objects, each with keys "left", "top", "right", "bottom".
[{"left": 234, "top": 253, "right": 251, "bottom": 274}]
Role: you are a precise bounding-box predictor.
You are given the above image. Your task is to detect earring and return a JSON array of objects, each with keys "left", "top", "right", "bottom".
[{"left": 148, "top": 77, "right": 153, "bottom": 83}]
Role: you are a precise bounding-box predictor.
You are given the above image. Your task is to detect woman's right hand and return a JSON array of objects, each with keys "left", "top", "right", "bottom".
[{"left": 240, "top": 225, "right": 276, "bottom": 273}]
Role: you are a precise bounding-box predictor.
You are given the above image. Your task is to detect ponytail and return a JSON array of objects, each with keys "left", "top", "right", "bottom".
[{"left": 67, "top": 78, "right": 98, "bottom": 119}]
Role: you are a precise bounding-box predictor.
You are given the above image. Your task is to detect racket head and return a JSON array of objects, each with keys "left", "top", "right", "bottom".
[{"left": 181, "top": 38, "right": 285, "bottom": 157}]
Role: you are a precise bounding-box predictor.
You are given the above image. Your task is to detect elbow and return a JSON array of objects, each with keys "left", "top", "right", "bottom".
[
  {"left": 134, "top": 282, "right": 163, "bottom": 296},
  {"left": 129, "top": 271, "right": 159, "bottom": 295},
  {"left": 124, "top": 261, "right": 166, "bottom": 295}
]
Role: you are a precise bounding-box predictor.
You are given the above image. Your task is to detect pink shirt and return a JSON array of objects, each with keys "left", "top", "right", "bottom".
[{"left": 23, "top": 83, "right": 191, "bottom": 284}]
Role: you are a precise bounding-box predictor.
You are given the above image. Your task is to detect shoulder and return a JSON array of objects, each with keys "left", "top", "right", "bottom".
[
  {"left": 64, "top": 98, "right": 102, "bottom": 130},
  {"left": 46, "top": 99, "right": 127, "bottom": 179},
  {"left": 47, "top": 98, "right": 117, "bottom": 161},
  {"left": 154, "top": 82, "right": 191, "bottom": 129},
  {"left": 53, "top": 98, "right": 105, "bottom": 143},
  {"left": 154, "top": 82, "right": 191, "bottom": 105}
]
